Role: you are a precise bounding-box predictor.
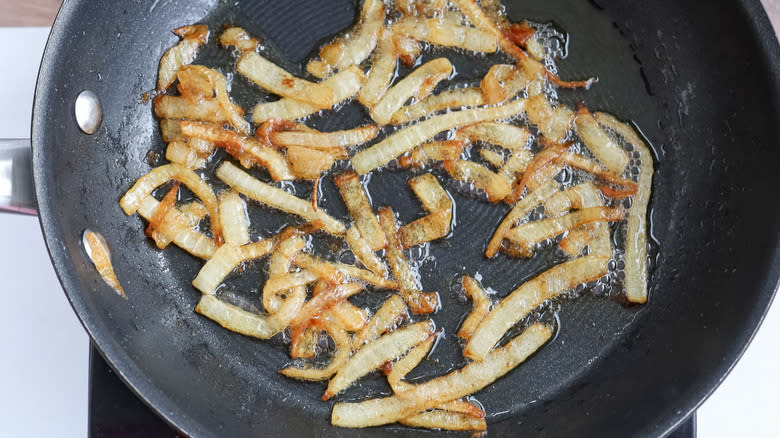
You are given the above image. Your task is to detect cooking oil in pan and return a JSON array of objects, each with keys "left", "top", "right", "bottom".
[{"left": 133, "top": 0, "right": 663, "bottom": 423}]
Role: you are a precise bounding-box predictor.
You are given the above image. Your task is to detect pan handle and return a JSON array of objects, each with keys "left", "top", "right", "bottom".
[{"left": 0, "top": 139, "right": 37, "bottom": 216}]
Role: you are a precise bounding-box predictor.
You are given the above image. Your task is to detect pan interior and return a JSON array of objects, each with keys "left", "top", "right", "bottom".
[{"left": 31, "top": 0, "right": 780, "bottom": 437}]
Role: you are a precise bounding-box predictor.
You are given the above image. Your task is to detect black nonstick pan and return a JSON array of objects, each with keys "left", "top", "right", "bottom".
[{"left": 8, "top": 0, "right": 779, "bottom": 436}]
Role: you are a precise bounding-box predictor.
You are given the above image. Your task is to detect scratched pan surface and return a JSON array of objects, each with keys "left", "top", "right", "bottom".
[{"left": 32, "top": 0, "right": 779, "bottom": 437}]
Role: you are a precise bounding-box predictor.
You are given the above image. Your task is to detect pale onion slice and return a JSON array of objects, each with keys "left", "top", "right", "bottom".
[
  {"left": 480, "top": 64, "right": 530, "bottom": 104},
  {"left": 370, "top": 58, "right": 453, "bottom": 125},
  {"left": 526, "top": 161, "right": 564, "bottom": 191},
  {"left": 270, "top": 124, "right": 378, "bottom": 150},
  {"left": 163, "top": 64, "right": 250, "bottom": 135},
  {"left": 218, "top": 27, "right": 260, "bottom": 53},
  {"left": 345, "top": 226, "right": 389, "bottom": 279},
  {"left": 452, "top": 0, "right": 595, "bottom": 90},
  {"left": 157, "top": 24, "right": 208, "bottom": 91},
  {"left": 502, "top": 19, "right": 537, "bottom": 49},
  {"left": 504, "top": 147, "right": 566, "bottom": 205},
  {"left": 195, "top": 286, "right": 305, "bottom": 340},
  {"left": 179, "top": 201, "right": 209, "bottom": 226},
  {"left": 191, "top": 239, "right": 276, "bottom": 294},
  {"left": 237, "top": 52, "right": 335, "bottom": 109},
  {"left": 137, "top": 196, "right": 216, "bottom": 259},
  {"left": 386, "top": 335, "right": 486, "bottom": 419},
  {"left": 394, "top": 0, "right": 448, "bottom": 17},
  {"left": 280, "top": 318, "right": 351, "bottom": 381},
  {"left": 399, "top": 173, "right": 453, "bottom": 248},
  {"left": 556, "top": 151, "right": 639, "bottom": 191},
  {"left": 575, "top": 105, "right": 630, "bottom": 174},
  {"left": 324, "top": 320, "right": 435, "bottom": 399},
  {"left": 390, "top": 87, "right": 485, "bottom": 125},
  {"left": 83, "top": 230, "right": 126, "bottom": 298},
  {"left": 392, "top": 32, "right": 423, "bottom": 66},
  {"left": 268, "top": 234, "right": 305, "bottom": 277},
  {"left": 351, "top": 98, "right": 526, "bottom": 174},
  {"left": 394, "top": 15, "right": 498, "bottom": 53},
  {"left": 242, "top": 240, "right": 277, "bottom": 259},
  {"left": 409, "top": 173, "right": 452, "bottom": 212},
  {"left": 153, "top": 96, "right": 243, "bottom": 123},
  {"left": 478, "top": 147, "right": 505, "bottom": 168},
  {"left": 330, "top": 301, "right": 368, "bottom": 332},
  {"left": 385, "top": 334, "right": 436, "bottom": 391},
  {"left": 175, "top": 65, "right": 250, "bottom": 134},
  {"left": 525, "top": 36, "right": 546, "bottom": 60},
  {"left": 207, "top": 67, "right": 251, "bottom": 135},
  {"left": 120, "top": 164, "right": 211, "bottom": 215},
  {"left": 187, "top": 137, "right": 216, "bottom": 156},
  {"left": 353, "top": 294, "right": 408, "bottom": 349},
  {"left": 331, "top": 323, "right": 552, "bottom": 427},
  {"left": 543, "top": 182, "right": 612, "bottom": 257},
  {"left": 595, "top": 112, "right": 655, "bottom": 304},
  {"left": 443, "top": 159, "right": 511, "bottom": 203},
  {"left": 176, "top": 65, "right": 213, "bottom": 102},
  {"left": 450, "top": 0, "right": 525, "bottom": 60},
  {"left": 120, "top": 163, "right": 223, "bottom": 243},
  {"left": 285, "top": 146, "right": 338, "bottom": 180},
  {"left": 179, "top": 121, "right": 293, "bottom": 181},
  {"left": 400, "top": 410, "right": 487, "bottom": 431},
  {"left": 525, "top": 94, "right": 575, "bottom": 143},
  {"left": 305, "top": 0, "right": 385, "bottom": 78},
  {"left": 264, "top": 233, "right": 306, "bottom": 313},
  {"left": 398, "top": 139, "right": 468, "bottom": 169},
  {"left": 559, "top": 227, "right": 597, "bottom": 257},
  {"left": 543, "top": 181, "right": 604, "bottom": 217},
  {"left": 263, "top": 270, "right": 319, "bottom": 296},
  {"left": 457, "top": 276, "right": 491, "bottom": 341},
  {"left": 400, "top": 209, "right": 451, "bottom": 251},
  {"left": 218, "top": 191, "right": 250, "bottom": 246},
  {"left": 159, "top": 119, "right": 184, "bottom": 142},
  {"left": 512, "top": 141, "right": 571, "bottom": 199},
  {"left": 252, "top": 66, "right": 365, "bottom": 123},
  {"left": 293, "top": 252, "right": 398, "bottom": 290},
  {"left": 485, "top": 179, "right": 558, "bottom": 258},
  {"left": 498, "top": 148, "right": 534, "bottom": 186},
  {"left": 334, "top": 171, "right": 386, "bottom": 251},
  {"left": 504, "top": 207, "right": 623, "bottom": 257},
  {"left": 216, "top": 161, "right": 345, "bottom": 235},
  {"left": 191, "top": 245, "right": 244, "bottom": 294},
  {"left": 482, "top": 0, "right": 511, "bottom": 26},
  {"left": 464, "top": 256, "right": 608, "bottom": 361},
  {"left": 378, "top": 207, "right": 439, "bottom": 314},
  {"left": 290, "top": 326, "right": 319, "bottom": 359},
  {"left": 288, "top": 283, "right": 365, "bottom": 330},
  {"left": 358, "top": 27, "right": 398, "bottom": 108},
  {"left": 145, "top": 183, "right": 180, "bottom": 249},
  {"left": 460, "top": 122, "right": 531, "bottom": 152},
  {"left": 165, "top": 141, "right": 206, "bottom": 169}
]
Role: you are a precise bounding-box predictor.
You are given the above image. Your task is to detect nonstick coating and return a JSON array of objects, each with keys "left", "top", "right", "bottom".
[{"left": 32, "top": 0, "right": 779, "bottom": 437}]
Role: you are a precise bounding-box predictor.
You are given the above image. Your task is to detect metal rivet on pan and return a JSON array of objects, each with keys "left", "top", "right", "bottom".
[{"left": 75, "top": 90, "right": 103, "bottom": 135}]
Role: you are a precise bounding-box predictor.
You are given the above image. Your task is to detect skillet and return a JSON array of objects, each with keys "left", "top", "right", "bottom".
[{"left": 9, "top": 0, "right": 779, "bottom": 436}]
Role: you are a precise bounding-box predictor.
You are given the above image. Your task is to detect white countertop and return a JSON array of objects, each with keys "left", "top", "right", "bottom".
[{"left": 0, "top": 27, "right": 777, "bottom": 437}]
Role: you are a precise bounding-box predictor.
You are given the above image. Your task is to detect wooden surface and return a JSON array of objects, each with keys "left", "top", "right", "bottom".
[
  {"left": 0, "top": 0, "right": 777, "bottom": 30},
  {"left": 0, "top": 0, "right": 62, "bottom": 26}
]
